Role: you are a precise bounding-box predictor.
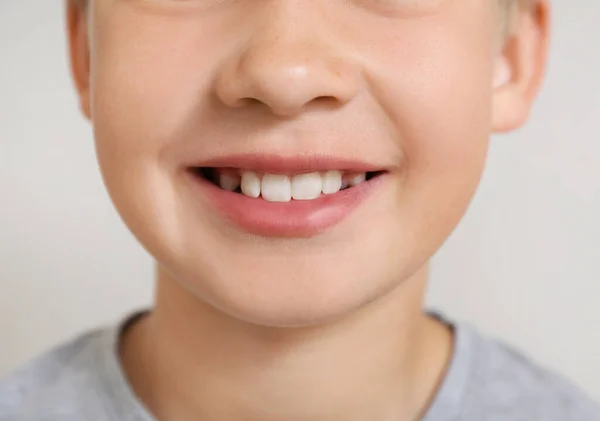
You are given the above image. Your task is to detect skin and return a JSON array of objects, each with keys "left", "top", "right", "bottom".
[{"left": 66, "top": 1, "right": 550, "bottom": 420}]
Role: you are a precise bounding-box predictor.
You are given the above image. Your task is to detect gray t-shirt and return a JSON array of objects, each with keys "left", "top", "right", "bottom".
[{"left": 1, "top": 311, "right": 599, "bottom": 421}]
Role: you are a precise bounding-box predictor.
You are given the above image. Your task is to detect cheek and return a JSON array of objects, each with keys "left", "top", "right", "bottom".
[
  {"left": 363, "top": 24, "right": 495, "bottom": 243},
  {"left": 88, "top": 6, "right": 227, "bottom": 248},
  {"left": 395, "top": 67, "right": 492, "bottom": 185},
  {"left": 393, "top": 67, "right": 491, "bottom": 241},
  {"left": 89, "top": 5, "right": 227, "bottom": 166},
  {"left": 87, "top": 10, "right": 210, "bottom": 259},
  {"left": 369, "top": 26, "right": 494, "bottom": 167}
]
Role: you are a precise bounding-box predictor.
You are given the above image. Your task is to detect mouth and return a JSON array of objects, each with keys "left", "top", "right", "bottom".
[
  {"left": 189, "top": 167, "right": 385, "bottom": 202},
  {"left": 183, "top": 154, "right": 389, "bottom": 237}
]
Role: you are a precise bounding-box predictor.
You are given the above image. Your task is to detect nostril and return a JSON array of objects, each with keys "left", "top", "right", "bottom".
[
  {"left": 311, "top": 95, "right": 341, "bottom": 110},
  {"left": 241, "top": 97, "right": 263, "bottom": 106}
]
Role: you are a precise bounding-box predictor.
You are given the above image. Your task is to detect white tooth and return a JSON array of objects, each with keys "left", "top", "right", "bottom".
[
  {"left": 348, "top": 173, "right": 366, "bottom": 187},
  {"left": 292, "top": 172, "right": 322, "bottom": 200},
  {"left": 241, "top": 171, "right": 261, "bottom": 198},
  {"left": 341, "top": 179, "right": 350, "bottom": 190},
  {"left": 261, "top": 174, "right": 292, "bottom": 202},
  {"left": 219, "top": 173, "right": 241, "bottom": 192},
  {"left": 321, "top": 171, "right": 342, "bottom": 195}
]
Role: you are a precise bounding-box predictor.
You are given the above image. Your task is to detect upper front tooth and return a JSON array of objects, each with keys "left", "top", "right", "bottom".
[
  {"left": 239, "top": 170, "right": 364, "bottom": 200},
  {"left": 261, "top": 174, "right": 292, "bottom": 202},
  {"left": 292, "top": 172, "right": 322, "bottom": 200},
  {"left": 219, "top": 173, "right": 241, "bottom": 192},
  {"left": 321, "top": 170, "right": 343, "bottom": 195},
  {"left": 241, "top": 171, "right": 261, "bottom": 198}
]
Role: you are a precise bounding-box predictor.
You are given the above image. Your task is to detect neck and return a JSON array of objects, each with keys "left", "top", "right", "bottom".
[{"left": 120, "top": 265, "right": 452, "bottom": 421}]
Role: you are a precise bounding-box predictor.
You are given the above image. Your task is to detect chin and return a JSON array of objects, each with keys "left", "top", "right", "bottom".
[{"left": 158, "top": 247, "right": 404, "bottom": 329}]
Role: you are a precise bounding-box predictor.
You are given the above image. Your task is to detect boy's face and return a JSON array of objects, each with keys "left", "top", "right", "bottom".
[{"left": 69, "top": 0, "right": 547, "bottom": 326}]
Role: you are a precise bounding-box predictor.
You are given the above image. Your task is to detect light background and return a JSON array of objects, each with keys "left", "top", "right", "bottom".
[{"left": 1, "top": 0, "right": 599, "bottom": 400}]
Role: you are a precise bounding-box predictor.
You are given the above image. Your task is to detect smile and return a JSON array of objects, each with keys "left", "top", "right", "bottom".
[
  {"left": 184, "top": 154, "right": 388, "bottom": 238},
  {"left": 192, "top": 167, "right": 383, "bottom": 203}
]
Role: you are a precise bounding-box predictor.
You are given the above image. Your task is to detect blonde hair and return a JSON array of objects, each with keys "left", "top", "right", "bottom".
[
  {"left": 501, "top": 0, "right": 533, "bottom": 39},
  {"left": 500, "top": 0, "right": 519, "bottom": 36}
]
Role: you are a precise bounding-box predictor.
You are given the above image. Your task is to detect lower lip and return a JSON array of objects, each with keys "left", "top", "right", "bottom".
[{"left": 185, "top": 171, "right": 386, "bottom": 238}]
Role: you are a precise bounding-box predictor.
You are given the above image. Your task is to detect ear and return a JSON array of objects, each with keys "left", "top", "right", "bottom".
[
  {"left": 66, "top": 0, "right": 92, "bottom": 120},
  {"left": 491, "top": 0, "right": 551, "bottom": 133}
]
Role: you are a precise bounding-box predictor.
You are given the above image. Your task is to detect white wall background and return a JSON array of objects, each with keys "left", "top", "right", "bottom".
[{"left": 1, "top": 0, "right": 599, "bottom": 400}]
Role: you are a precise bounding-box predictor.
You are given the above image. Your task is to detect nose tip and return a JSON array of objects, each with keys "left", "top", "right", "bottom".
[{"left": 213, "top": 38, "right": 362, "bottom": 118}]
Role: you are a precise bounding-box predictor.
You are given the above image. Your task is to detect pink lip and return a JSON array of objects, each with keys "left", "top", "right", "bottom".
[
  {"left": 189, "top": 153, "right": 385, "bottom": 174},
  {"left": 183, "top": 154, "right": 387, "bottom": 238}
]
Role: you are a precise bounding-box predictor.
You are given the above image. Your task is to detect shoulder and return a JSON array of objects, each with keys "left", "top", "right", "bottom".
[
  {"left": 460, "top": 323, "right": 600, "bottom": 421},
  {"left": 0, "top": 328, "right": 113, "bottom": 420}
]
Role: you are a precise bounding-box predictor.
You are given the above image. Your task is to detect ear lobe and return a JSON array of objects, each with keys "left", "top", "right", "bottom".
[
  {"left": 66, "top": 1, "right": 92, "bottom": 120},
  {"left": 491, "top": 0, "right": 551, "bottom": 133}
]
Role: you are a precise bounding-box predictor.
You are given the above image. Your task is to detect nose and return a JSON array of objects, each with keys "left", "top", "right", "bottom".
[{"left": 213, "top": 3, "right": 363, "bottom": 118}]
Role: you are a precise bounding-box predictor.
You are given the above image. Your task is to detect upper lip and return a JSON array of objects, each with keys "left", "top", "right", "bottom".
[{"left": 188, "top": 153, "right": 386, "bottom": 174}]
